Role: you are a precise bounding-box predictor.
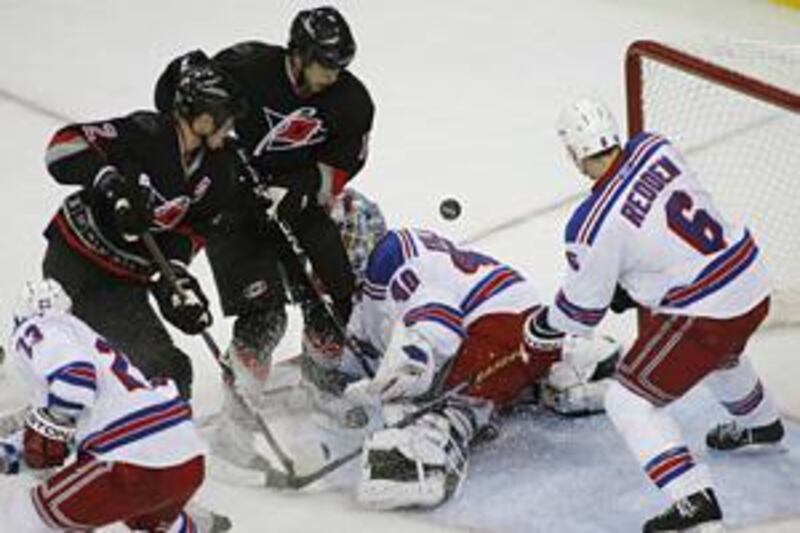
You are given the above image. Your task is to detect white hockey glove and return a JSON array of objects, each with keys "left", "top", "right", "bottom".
[
  {"left": 541, "top": 335, "right": 621, "bottom": 416},
  {"left": 346, "top": 326, "right": 436, "bottom": 405},
  {"left": 357, "top": 409, "right": 469, "bottom": 510}
]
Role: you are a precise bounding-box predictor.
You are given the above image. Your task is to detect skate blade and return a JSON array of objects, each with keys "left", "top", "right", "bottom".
[
  {"left": 658, "top": 521, "right": 725, "bottom": 533},
  {"left": 709, "top": 441, "right": 789, "bottom": 456}
]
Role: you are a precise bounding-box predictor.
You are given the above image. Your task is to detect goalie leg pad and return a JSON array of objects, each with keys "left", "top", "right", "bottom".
[{"left": 357, "top": 410, "right": 469, "bottom": 510}]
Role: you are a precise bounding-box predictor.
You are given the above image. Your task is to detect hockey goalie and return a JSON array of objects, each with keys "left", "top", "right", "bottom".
[{"left": 292, "top": 189, "right": 621, "bottom": 510}]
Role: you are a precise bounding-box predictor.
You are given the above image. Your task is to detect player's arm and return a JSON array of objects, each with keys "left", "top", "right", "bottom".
[
  {"left": 348, "top": 293, "right": 464, "bottom": 403},
  {"left": 314, "top": 81, "right": 375, "bottom": 205},
  {"left": 46, "top": 114, "right": 154, "bottom": 238},
  {"left": 15, "top": 327, "right": 98, "bottom": 469}
]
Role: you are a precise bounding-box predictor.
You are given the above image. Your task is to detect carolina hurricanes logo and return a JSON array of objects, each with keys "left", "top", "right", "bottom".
[
  {"left": 152, "top": 196, "right": 191, "bottom": 230},
  {"left": 254, "top": 106, "right": 327, "bottom": 155}
]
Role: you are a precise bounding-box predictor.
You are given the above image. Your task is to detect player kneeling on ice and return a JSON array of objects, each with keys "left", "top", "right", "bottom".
[
  {"left": 299, "top": 189, "right": 621, "bottom": 510},
  {"left": 522, "top": 98, "right": 784, "bottom": 532},
  {"left": 0, "top": 280, "right": 230, "bottom": 532}
]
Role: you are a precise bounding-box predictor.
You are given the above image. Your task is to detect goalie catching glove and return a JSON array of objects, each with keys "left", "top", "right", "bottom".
[
  {"left": 150, "top": 261, "right": 212, "bottom": 335},
  {"left": 345, "top": 325, "right": 436, "bottom": 405}
]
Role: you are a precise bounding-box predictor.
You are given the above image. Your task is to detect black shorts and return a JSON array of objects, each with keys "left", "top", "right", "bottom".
[{"left": 207, "top": 204, "right": 355, "bottom": 321}]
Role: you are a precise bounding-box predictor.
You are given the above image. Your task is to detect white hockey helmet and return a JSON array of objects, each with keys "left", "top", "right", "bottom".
[
  {"left": 556, "top": 98, "right": 621, "bottom": 164},
  {"left": 330, "top": 188, "right": 387, "bottom": 282},
  {"left": 14, "top": 279, "right": 72, "bottom": 325}
]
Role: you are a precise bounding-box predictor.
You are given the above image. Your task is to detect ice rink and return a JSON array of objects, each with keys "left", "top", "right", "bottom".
[{"left": 1, "top": 0, "right": 799, "bottom": 531}]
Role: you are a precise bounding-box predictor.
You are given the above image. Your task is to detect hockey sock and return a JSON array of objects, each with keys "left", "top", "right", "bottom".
[
  {"left": 605, "top": 381, "right": 713, "bottom": 500},
  {"left": 704, "top": 357, "right": 780, "bottom": 428}
]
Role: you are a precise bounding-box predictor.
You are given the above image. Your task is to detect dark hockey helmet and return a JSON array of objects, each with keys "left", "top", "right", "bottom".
[
  {"left": 174, "top": 63, "right": 247, "bottom": 126},
  {"left": 288, "top": 6, "right": 356, "bottom": 69}
]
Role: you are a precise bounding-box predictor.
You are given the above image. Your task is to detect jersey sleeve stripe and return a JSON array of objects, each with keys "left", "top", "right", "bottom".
[
  {"left": 45, "top": 130, "right": 91, "bottom": 166},
  {"left": 79, "top": 398, "right": 192, "bottom": 455},
  {"left": 47, "top": 362, "right": 97, "bottom": 391},
  {"left": 460, "top": 266, "right": 524, "bottom": 316},
  {"left": 47, "top": 393, "right": 86, "bottom": 414},
  {"left": 554, "top": 290, "right": 607, "bottom": 327},
  {"left": 660, "top": 231, "right": 759, "bottom": 308},
  {"left": 404, "top": 303, "right": 466, "bottom": 339}
]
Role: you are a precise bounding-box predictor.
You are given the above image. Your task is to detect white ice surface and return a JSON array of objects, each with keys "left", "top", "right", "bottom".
[{"left": 1, "top": 1, "right": 799, "bottom": 531}]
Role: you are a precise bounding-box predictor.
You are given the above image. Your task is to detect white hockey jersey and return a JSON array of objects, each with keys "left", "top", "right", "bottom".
[
  {"left": 549, "top": 132, "right": 770, "bottom": 337},
  {"left": 8, "top": 311, "right": 206, "bottom": 468},
  {"left": 342, "top": 228, "right": 540, "bottom": 374}
]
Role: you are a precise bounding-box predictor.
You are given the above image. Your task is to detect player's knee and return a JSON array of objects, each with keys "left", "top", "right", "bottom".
[
  {"left": 232, "top": 304, "right": 288, "bottom": 360},
  {"left": 604, "top": 380, "right": 657, "bottom": 427}
]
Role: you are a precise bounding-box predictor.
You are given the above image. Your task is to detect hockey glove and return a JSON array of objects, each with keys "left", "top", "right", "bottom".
[
  {"left": 150, "top": 261, "right": 212, "bottom": 335},
  {"left": 23, "top": 408, "right": 75, "bottom": 469},
  {"left": 93, "top": 166, "right": 152, "bottom": 239},
  {"left": 521, "top": 307, "right": 565, "bottom": 358},
  {"left": 347, "top": 327, "right": 436, "bottom": 404},
  {"left": 610, "top": 284, "right": 638, "bottom": 314}
]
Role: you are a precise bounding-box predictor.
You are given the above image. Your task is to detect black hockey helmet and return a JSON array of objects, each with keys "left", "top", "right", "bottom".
[
  {"left": 174, "top": 62, "right": 247, "bottom": 126},
  {"left": 288, "top": 6, "right": 356, "bottom": 69}
]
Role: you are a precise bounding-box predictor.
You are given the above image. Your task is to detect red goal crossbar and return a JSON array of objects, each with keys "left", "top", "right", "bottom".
[{"left": 625, "top": 40, "right": 800, "bottom": 137}]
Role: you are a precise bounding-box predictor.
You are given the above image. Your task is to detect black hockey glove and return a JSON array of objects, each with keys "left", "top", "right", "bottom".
[
  {"left": 93, "top": 167, "right": 152, "bottom": 239},
  {"left": 610, "top": 284, "right": 638, "bottom": 314},
  {"left": 150, "top": 261, "right": 213, "bottom": 335}
]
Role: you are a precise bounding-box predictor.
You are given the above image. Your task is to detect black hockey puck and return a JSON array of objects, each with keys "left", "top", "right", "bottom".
[{"left": 439, "top": 198, "right": 462, "bottom": 220}]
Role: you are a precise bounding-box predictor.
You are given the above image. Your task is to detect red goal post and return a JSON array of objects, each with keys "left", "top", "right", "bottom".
[{"left": 625, "top": 40, "right": 800, "bottom": 326}]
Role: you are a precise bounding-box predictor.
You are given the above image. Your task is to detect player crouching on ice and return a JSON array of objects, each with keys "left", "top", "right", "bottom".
[
  {"left": 0, "top": 280, "right": 230, "bottom": 532},
  {"left": 298, "top": 189, "right": 621, "bottom": 510},
  {"left": 522, "top": 98, "right": 784, "bottom": 532}
]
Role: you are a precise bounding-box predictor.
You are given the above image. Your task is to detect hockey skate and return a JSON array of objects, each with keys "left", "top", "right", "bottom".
[
  {"left": 643, "top": 488, "right": 723, "bottom": 532},
  {"left": 186, "top": 502, "right": 233, "bottom": 532},
  {"left": 706, "top": 419, "right": 784, "bottom": 452}
]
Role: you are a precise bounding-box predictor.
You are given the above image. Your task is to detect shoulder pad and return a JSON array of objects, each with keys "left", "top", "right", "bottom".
[{"left": 365, "top": 231, "right": 407, "bottom": 286}]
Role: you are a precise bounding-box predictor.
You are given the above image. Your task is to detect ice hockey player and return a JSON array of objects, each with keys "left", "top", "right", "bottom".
[
  {"left": 152, "top": 6, "right": 374, "bottom": 410},
  {"left": 0, "top": 279, "right": 230, "bottom": 532},
  {"left": 42, "top": 60, "right": 247, "bottom": 398},
  {"left": 521, "top": 98, "right": 784, "bottom": 531},
  {"left": 300, "top": 189, "right": 621, "bottom": 510}
]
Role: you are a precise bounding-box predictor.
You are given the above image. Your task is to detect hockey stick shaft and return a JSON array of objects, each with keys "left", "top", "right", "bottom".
[
  {"left": 233, "top": 147, "right": 375, "bottom": 377},
  {"left": 140, "top": 232, "right": 297, "bottom": 477},
  {"left": 271, "top": 347, "right": 531, "bottom": 489},
  {"left": 266, "top": 379, "right": 474, "bottom": 490}
]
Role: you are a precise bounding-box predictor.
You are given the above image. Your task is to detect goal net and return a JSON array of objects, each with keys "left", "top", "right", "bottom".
[{"left": 626, "top": 40, "right": 800, "bottom": 327}]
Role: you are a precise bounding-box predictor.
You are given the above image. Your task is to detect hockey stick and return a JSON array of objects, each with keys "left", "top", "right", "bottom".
[
  {"left": 260, "top": 344, "right": 536, "bottom": 491},
  {"left": 139, "top": 231, "right": 298, "bottom": 479},
  {"left": 232, "top": 147, "right": 376, "bottom": 378}
]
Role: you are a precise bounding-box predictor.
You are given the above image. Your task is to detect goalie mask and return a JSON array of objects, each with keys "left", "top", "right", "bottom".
[
  {"left": 13, "top": 279, "right": 72, "bottom": 327},
  {"left": 330, "top": 188, "right": 387, "bottom": 283}
]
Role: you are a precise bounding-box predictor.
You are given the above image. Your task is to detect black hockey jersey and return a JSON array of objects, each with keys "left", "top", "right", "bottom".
[
  {"left": 154, "top": 43, "right": 374, "bottom": 203},
  {"left": 44, "top": 111, "right": 243, "bottom": 282}
]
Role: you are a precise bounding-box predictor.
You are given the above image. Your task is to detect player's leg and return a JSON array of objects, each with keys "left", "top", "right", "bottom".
[
  {"left": 288, "top": 204, "right": 356, "bottom": 325},
  {"left": 699, "top": 298, "right": 784, "bottom": 450},
  {"left": 610, "top": 310, "right": 725, "bottom": 532},
  {"left": 206, "top": 228, "right": 289, "bottom": 466},
  {"left": 356, "top": 311, "right": 548, "bottom": 511},
  {"left": 26, "top": 454, "right": 206, "bottom": 531},
  {"left": 357, "top": 398, "right": 481, "bottom": 510},
  {"left": 43, "top": 235, "right": 194, "bottom": 398}
]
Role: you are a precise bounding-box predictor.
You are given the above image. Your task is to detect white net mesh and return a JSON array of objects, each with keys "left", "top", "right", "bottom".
[{"left": 635, "top": 40, "right": 800, "bottom": 326}]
